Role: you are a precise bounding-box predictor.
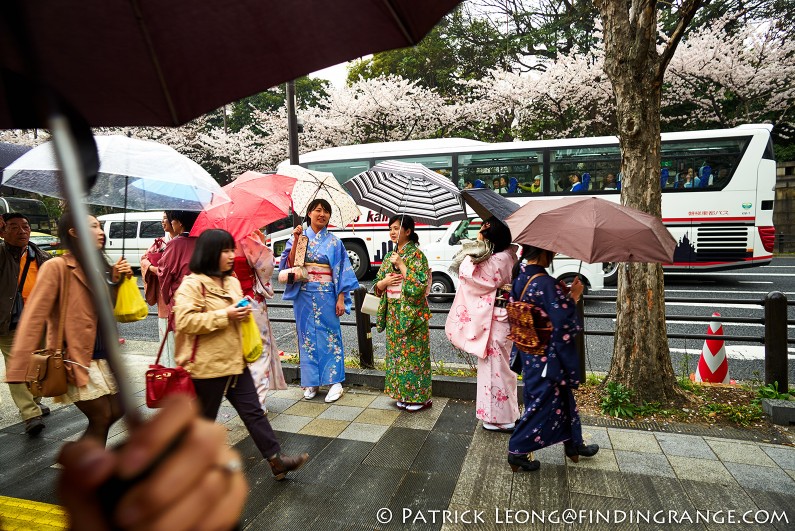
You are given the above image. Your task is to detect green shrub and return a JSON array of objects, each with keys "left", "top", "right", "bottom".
[{"left": 600, "top": 382, "right": 637, "bottom": 418}]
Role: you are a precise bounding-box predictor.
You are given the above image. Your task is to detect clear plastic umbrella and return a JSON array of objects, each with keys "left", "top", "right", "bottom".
[{"left": 2, "top": 135, "right": 229, "bottom": 211}]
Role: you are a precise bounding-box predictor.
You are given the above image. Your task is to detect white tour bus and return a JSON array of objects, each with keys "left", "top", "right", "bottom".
[{"left": 273, "top": 124, "right": 776, "bottom": 287}]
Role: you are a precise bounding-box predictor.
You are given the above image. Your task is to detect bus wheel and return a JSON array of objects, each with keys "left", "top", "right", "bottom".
[
  {"left": 602, "top": 262, "right": 618, "bottom": 286},
  {"left": 344, "top": 242, "right": 369, "bottom": 280},
  {"left": 428, "top": 273, "right": 454, "bottom": 303}
]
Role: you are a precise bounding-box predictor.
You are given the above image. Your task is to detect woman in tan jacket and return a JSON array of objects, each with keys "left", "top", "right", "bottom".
[
  {"left": 7, "top": 212, "right": 132, "bottom": 444},
  {"left": 174, "top": 229, "right": 308, "bottom": 480}
]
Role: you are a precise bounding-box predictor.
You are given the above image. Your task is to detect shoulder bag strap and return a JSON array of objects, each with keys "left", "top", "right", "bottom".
[
  {"left": 17, "top": 248, "right": 33, "bottom": 294},
  {"left": 55, "top": 258, "right": 70, "bottom": 351},
  {"left": 154, "top": 316, "right": 172, "bottom": 365},
  {"left": 157, "top": 284, "right": 205, "bottom": 366},
  {"left": 189, "top": 284, "right": 205, "bottom": 364},
  {"left": 518, "top": 273, "right": 546, "bottom": 302}
]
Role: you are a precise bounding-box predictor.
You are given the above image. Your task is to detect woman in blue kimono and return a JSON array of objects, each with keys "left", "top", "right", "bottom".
[
  {"left": 507, "top": 245, "right": 599, "bottom": 472},
  {"left": 279, "top": 199, "right": 359, "bottom": 403}
]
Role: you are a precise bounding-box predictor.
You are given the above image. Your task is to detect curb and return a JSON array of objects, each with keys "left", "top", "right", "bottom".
[{"left": 281, "top": 364, "right": 525, "bottom": 400}]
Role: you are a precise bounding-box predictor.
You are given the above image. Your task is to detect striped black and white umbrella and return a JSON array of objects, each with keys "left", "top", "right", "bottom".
[{"left": 344, "top": 160, "right": 467, "bottom": 226}]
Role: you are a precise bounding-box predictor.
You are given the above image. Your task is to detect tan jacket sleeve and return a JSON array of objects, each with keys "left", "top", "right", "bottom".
[{"left": 173, "top": 281, "right": 229, "bottom": 336}]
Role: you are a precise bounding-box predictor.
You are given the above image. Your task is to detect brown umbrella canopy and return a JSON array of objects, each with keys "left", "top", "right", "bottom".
[
  {"left": 505, "top": 197, "right": 676, "bottom": 264},
  {"left": 0, "top": 0, "right": 462, "bottom": 128}
]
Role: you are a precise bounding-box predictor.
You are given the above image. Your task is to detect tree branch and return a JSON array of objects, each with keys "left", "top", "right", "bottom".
[{"left": 656, "top": 0, "right": 707, "bottom": 81}]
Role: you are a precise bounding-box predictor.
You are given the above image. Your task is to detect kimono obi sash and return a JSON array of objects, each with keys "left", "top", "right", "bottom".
[
  {"left": 386, "top": 279, "right": 403, "bottom": 299},
  {"left": 305, "top": 262, "right": 332, "bottom": 283}
]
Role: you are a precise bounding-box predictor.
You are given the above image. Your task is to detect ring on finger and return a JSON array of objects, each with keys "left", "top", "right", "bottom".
[{"left": 216, "top": 456, "right": 243, "bottom": 475}]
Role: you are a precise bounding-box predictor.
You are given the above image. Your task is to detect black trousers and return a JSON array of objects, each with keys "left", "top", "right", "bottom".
[{"left": 192, "top": 367, "right": 280, "bottom": 458}]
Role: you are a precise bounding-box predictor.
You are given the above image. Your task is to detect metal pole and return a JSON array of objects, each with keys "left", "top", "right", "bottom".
[
  {"left": 764, "top": 291, "right": 789, "bottom": 391},
  {"left": 48, "top": 114, "right": 141, "bottom": 427},
  {"left": 286, "top": 81, "right": 299, "bottom": 165},
  {"left": 353, "top": 287, "right": 374, "bottom": 369}
]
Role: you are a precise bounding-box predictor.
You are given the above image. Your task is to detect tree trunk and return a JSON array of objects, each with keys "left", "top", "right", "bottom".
[{"left": 596, "top": 0, "right": 686, "bottom": 403}]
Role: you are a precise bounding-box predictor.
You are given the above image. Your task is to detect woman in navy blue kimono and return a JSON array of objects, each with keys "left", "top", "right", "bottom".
[
  {"left": 278, "top": 199, "right": 359, "bottom": 403},
  {"left": 507, "top": 245, "right": 599, "bottom": 472}
]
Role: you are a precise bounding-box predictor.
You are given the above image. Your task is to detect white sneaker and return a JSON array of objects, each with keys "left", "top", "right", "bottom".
[
  {"left": 325, "top": 383, "right": 343, "bottom": 403},
  {"left": 303, "top": 387, "right": 317, "bottom": 400}
]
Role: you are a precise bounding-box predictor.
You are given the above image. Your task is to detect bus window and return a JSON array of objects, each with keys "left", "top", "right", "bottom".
[
  {"left": 661, "top": 137, "right": 749, "bottom": 190},
  {"left": 305, "top": 159, "right": 370, "bottom": 184},
  {"left": 374, "top": 155, "right": 453, "bottom": 185},
  {"left": 549, "top": 145, "right": 620, "bottom": 193},
  {"left": 458, "top": 150, "right": 541, "bottom": 196}
]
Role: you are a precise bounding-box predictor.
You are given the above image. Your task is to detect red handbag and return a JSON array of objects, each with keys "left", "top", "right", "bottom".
[{"left": 145, "top": 318, "right": 197, "bottom": 408}]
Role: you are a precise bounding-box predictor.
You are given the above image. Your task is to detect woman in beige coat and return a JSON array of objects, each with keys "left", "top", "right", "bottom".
[
  {"left": 7, "top": 212, "right": 132, "bottom": 444},
  {"left": 174, "top": 229, "right": 308, "bottom": 480}
]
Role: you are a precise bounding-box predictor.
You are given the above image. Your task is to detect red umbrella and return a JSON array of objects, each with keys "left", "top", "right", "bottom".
[
  {"left": 505, "top": 197, "right": 676, "bottom": 264},
  {"left": 190, "top": 171, "right": 295, "bottom": 241}
]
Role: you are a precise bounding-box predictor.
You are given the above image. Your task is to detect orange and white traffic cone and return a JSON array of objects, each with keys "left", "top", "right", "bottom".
[{"left": 694, "top": 312, "right": 729, "bottom": 383}]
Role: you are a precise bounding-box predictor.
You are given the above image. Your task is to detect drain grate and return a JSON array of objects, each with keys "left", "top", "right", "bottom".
[{"left": 580, "top": 414, "right": 789, "bottom": 444}]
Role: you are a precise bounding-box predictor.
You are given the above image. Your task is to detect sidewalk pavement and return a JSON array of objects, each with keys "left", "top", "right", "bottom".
[{"left": 1, "top": 342, "right": 794, "bottom": 530}]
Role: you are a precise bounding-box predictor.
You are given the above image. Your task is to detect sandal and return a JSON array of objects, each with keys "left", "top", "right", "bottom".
[{"left": 405, "top": 400, "right": 432, "bottom": 412}]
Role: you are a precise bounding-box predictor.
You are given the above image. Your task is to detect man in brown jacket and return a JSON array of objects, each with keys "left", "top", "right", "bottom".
[{"left": 0, "top": 213, "right": 51, "bottom": 435}]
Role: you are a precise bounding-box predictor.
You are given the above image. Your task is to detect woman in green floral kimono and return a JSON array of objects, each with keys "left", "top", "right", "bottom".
[{"left": 373, "top": 215, "right": 432, "bottom": 412}]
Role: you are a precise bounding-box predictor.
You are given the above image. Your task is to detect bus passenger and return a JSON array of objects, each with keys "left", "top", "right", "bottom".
[
  {"left": 603, "top": 173, "right": 617, "bottom": 190},
  {"left": 569, "top": 174, "right": 584, "bottom": 192}
]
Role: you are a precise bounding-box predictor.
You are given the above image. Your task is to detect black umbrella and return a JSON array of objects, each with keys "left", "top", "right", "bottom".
[
  {"left": 462, "top": 188, "right": 520, "bottom": 222},
  {"left": 0, "top": 141, "right": 30, "bottom": 171}
]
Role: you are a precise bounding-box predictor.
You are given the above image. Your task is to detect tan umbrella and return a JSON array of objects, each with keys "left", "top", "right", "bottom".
[{"left": 505, "top": 197, "right": 676, "bottom": 264}]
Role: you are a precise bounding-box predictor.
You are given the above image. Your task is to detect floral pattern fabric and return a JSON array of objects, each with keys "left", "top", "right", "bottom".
[
  {"left": 508, "top": 264, "right": 584, "bottom": 455},
  {"left": 374, "top": 242, "right": 432, "bottom": 403},
  {"left": 445, "top": 250, "right": 519, "bottom": 425},
  {"left": 279, "top": 227, "right": 359, "bottom": 387}
]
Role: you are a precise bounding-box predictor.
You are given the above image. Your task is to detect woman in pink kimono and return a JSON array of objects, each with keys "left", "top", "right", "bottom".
[
  {"left": 445, "top": 217, "right": 520, "bottom": 432},
  {"left": 234, "top": 230, "right": 287, "bottom": 413}
]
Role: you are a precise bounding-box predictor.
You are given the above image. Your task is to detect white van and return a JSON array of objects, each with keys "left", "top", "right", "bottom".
[
  {"left": 97, "top": 212, "right": 166, "bottom": 268},
  {"left": 425, "top": 218, "right": 605, "bottom": 301}
]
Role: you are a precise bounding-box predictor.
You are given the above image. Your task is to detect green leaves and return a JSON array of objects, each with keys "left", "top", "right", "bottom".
[{"left": 600, "top": 381, "right": 638, "bottom": 418}]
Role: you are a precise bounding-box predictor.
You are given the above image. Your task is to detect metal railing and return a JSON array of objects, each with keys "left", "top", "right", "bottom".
[
  {"left": 142, "top": 284, "right": 790, "bottom": 390},
  {"left": 351, "top": 288, "right": 790, "bottom": 390}
]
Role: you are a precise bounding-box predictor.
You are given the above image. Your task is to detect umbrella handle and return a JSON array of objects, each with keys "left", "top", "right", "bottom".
[{"left": 121, "top": 176, "right": 128, "bottom": 259}]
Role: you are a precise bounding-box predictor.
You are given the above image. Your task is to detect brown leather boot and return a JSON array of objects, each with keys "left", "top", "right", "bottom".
[{"left": 268, "top": 452, "right": 309, "bottom": 480}]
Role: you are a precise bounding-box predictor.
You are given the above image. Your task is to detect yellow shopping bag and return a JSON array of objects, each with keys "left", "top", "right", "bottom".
[
  {"left": 114, "top": 276, "right": 149, "bottom": 322},
  {"left": 241, "top": 315, "right": 263, "bottom": 363}
]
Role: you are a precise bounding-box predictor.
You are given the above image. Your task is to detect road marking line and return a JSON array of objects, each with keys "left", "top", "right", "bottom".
[{"left": 669, "top": 346, "right": 795, "bottom": 360}]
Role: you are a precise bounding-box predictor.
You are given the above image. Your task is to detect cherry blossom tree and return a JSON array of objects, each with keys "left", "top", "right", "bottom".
[{"left": 664, "top": 17, "right": 795, "bottom": 133}]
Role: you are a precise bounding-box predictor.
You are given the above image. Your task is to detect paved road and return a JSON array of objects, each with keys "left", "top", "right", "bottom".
[{"left": 116, "top": 258, "right": 795, "bottom": 382}]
